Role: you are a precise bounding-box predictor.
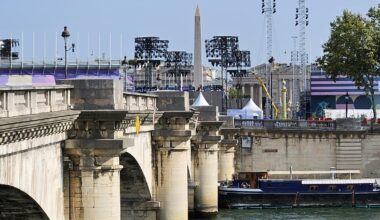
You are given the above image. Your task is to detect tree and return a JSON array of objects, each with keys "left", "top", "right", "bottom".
[
  {"left": 317, "top": 5, "right": 380, "bottom": 123},
  {"left": 228, "top": 87, "right": 238, "bottom": 99}
]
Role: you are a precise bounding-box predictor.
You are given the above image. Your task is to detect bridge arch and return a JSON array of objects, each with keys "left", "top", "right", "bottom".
[
  {"left": 120, "top": 152, "right": 151, "bottom": 200},
  {"left": 0, "top": 184, "right": 49, "bottom": 219},
  {"left": 120, "top": 152, "right": 153, "bottom": 218}
]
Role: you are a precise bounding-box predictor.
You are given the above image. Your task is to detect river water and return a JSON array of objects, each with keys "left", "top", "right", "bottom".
[{"left": 212, "top": 208, "right": 380, "bottom": 220}]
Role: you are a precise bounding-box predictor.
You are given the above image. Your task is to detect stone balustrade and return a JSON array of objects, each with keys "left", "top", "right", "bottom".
[
  {"left": 0, "top": 85, "right": 72, "bottom": 117},
  {"left": 123, "top": 92, "right": 157, "bottom": 111},
  {"left": 235, "top": 119, "right": 338, "bottom": 130}
]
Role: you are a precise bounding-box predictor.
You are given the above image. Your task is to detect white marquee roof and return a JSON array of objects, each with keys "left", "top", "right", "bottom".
[
  {"left": 242, "top": 99, "right": 262, "bottom": 112},
  {"left": 192, "top": 92, "right": 210, "bottom": 107}
]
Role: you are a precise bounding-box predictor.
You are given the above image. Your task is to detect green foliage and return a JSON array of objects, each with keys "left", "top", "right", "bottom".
[
  {"left": 317, "top": 4, "right": 380, "bottom": 120},
  {"left": 229, "top": 88, "right": 238, "bottom": 99},
  {"left": 128, "top": 59, "right": 138, "bottom": 66},
  {"left": 311, "top": 112, "right": 317, "bottom": 118}
]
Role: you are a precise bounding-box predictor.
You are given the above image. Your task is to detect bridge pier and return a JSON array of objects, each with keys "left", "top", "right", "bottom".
[
  {"left": 191, "top": 122, "right": 222, "bottom": 217},
  {"left": 190, "top": 102, "right": 222, "bottom": 217},
  {"left": 64, "top": 140, "right": 124, "bottom": 220},
  {"left": 218, "top": 136, "right": 238, "bottom": 182},
  {"left": 218, "top": 117, "right": 239, "bottom": 182},
  {"left": 153, "top": 111, "right": 194, "bottom": 220}
]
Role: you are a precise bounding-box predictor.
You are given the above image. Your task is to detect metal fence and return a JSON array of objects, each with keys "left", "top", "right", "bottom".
[{"left": 234, "top": 119, "right": 337, "bottom": 130}]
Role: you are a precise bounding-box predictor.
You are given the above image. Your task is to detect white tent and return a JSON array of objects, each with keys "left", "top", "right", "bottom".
[
  {"left": 241, "top": 99, "right": 263, "bottom": 119},
  {"left": 227, "top": 99, "right": 263, "bottom": 119},
  {"left": 192, "top": 92, "right": 210, "bottom": 107},
  {"left": 242, "top": 99, "right": 262, "bottom": 112}
]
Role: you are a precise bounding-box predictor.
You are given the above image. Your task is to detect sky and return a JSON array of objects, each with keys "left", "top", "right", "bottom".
[{"left": 0, "top": 0, "right": 379, "bottom": 66}]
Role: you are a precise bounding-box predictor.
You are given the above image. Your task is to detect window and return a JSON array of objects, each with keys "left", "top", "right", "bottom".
[
  {"left": 241, "top": 136, "right": 252, "bottom": 149},
  {"left": 309, "top": 185, "right": 319, "bottom": 191},
  {"left": 263, "top": 149, "right": 278, "bottom": 153},
  {"left": 328, "top": 185, "right": 337, "bottom": 191},
  {"left": 347, "top": 185, "right": 354, "bottom": 191}
]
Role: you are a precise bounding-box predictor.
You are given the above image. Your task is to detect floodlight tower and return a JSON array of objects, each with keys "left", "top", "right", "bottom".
[
  {"left": 227, "top": 50, "right": 251, "bottom": 108},
  {"left": 291, "top": 36, "right": 298, "bottom": 109},
  {"left": 261, "top": 0, "right": 277, "bottom": 118},
  {"left": 165, "top": 51, "right": 193, "bottom": 90},
  {"left": 134, "top": 37, "right": 169, "bottom": 92},
  {"left": 295, "top": 0, "right": 309, "bottom": 92},
  {"left": 205, "top": 36, "right": 239, "bottom": 112}
]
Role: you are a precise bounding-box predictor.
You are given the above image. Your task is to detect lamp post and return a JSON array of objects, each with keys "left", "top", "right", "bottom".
[
  {"left": 61, "top": 26, "right": 75, "bottom": 79},
  {"left": 345, "top": 91, "right": 349, "bottom": 118},
  {"left": 268, "top": 56, "right": 275, "bottom": 119},
  {"left": 121, "top": 56, "right": 128, "bottom": 92}
]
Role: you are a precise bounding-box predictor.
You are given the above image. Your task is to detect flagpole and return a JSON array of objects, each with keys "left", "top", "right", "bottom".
[
  {"left": 43, "top": 32, "right": 46, "bottom": 64},
  {"left": 109, "top": 32, "right": 112, "bottom": 63},
  {"left": 77, "top": 32, "right": 79, "bottom": 62},
  {"left": 21, "top": 32, "right": 24, "bottom": 68},
  {"left": 55, "top": 32, "right": 57, "bottom": 66},
  {"left": 87, "top": 32, "right": 90, "bottom": 62},
  {"left": 32, "top": 32, "right": 35, "bottom": 65},
  {"left": 120, "top": 33, "right": 122, "bottom": 60}
]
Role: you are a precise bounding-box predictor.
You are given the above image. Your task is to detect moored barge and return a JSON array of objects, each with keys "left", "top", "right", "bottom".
[{"left": 219, "top": 171, "right": 380, "bottom": 208}]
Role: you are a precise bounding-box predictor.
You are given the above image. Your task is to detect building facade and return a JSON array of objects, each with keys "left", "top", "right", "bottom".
[{"left": 310, "top": 67, "right": 380, "bottom": 117}]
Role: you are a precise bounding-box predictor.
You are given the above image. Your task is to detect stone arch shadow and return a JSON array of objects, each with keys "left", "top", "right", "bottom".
[
  {"left": 120, "top": 152, "right": 155, "bottom": 218},
  {"left": 0, "top": 184, "right": 49, "bottom": 220}
]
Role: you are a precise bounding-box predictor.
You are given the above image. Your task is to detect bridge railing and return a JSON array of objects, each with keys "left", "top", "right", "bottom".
[
  {"left": 123, "top": 92, "right": 157, "bottom": 112},
  {"left": 234, "top": 119, "right": 337, "bottom": 130},
  {"left": 0, "top": 85, "right": 72, "bottom": 117}
]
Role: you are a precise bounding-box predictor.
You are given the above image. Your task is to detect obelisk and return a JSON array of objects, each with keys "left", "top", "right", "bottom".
[{"left": 193, "top": 5, "right": 203, "bottom": 90}]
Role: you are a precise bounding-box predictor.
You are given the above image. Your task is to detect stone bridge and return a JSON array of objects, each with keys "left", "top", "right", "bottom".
[
  {"left": 0, "top": 79, "right": 234, "bottom": 220},
  {"left": 0, "top": 79, "right": 380, "bottom": 220}
]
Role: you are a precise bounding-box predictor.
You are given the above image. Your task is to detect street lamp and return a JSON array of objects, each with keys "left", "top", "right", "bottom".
[
  {"left": 345, "top": 92, "right": 349, "bottom": 118},
  {"left": 121, "top": 56, "right": 128, "bottom": 92},
  {"left": 268, "top": 56, "right": 275, "bottom": 119},
  {"left": 61, "top": 26, "right": 75, "bottom": 79}
]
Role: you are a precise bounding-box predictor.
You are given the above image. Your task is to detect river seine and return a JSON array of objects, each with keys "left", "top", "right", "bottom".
[{"left": 211, "top": 208, "right": 380, "bottom": 220}]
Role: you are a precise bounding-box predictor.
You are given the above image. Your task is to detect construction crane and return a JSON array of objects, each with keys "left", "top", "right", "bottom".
[{"left": 252, "top": 72, "right": 279, "bottom": 119}]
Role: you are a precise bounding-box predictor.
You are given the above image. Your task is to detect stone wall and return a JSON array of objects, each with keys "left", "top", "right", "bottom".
[
  {"left": 57, "top": 79, "right": 123, "bottom": 110},
  {"left": 362, "top": 134, "right": 380, "bottom": 177},
  {"left": 0, "top": 85, "right": 71, "bottom": 117},
  {"left": 152, "top": 91, "right": 189, "bottom": 111},
  {"left": 236, "top": 129, "right": 380, "bottom": 178},
  {"left": 236, "top": 133, "right": 337, "bottom": 173},
  {"left": 189, "top": 91, "right": 222, "bottom": 111},
  {"left": 123, "top": 92, "right": 157, "bottom": 112},
  {"left": 193, "top": 106, "right": 218, "bottom": 121},
  {"left": 0, "top": 133, "right": 67, "bottom": 220}
]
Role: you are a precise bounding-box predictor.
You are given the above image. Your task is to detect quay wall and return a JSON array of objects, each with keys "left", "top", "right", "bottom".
[
  {"left": 362, "top": 134, "right": 380, "bottom": 177},
  {"left": 237, "top": 133, "right": 337, "bottom": 174},
  {"left": 236, "top": 129, "right": 380, "bottom": 178}
]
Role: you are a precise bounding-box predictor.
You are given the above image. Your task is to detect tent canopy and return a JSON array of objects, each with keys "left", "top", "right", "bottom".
[
  {"left": 242, "top": 99, "right": 262, "bottom": 111},
  {"left": 192, "top": 92, "right": 210, "bottom": 107},
  {"left": 227, "top": 99, "right": 263, "bottom": 119}
]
